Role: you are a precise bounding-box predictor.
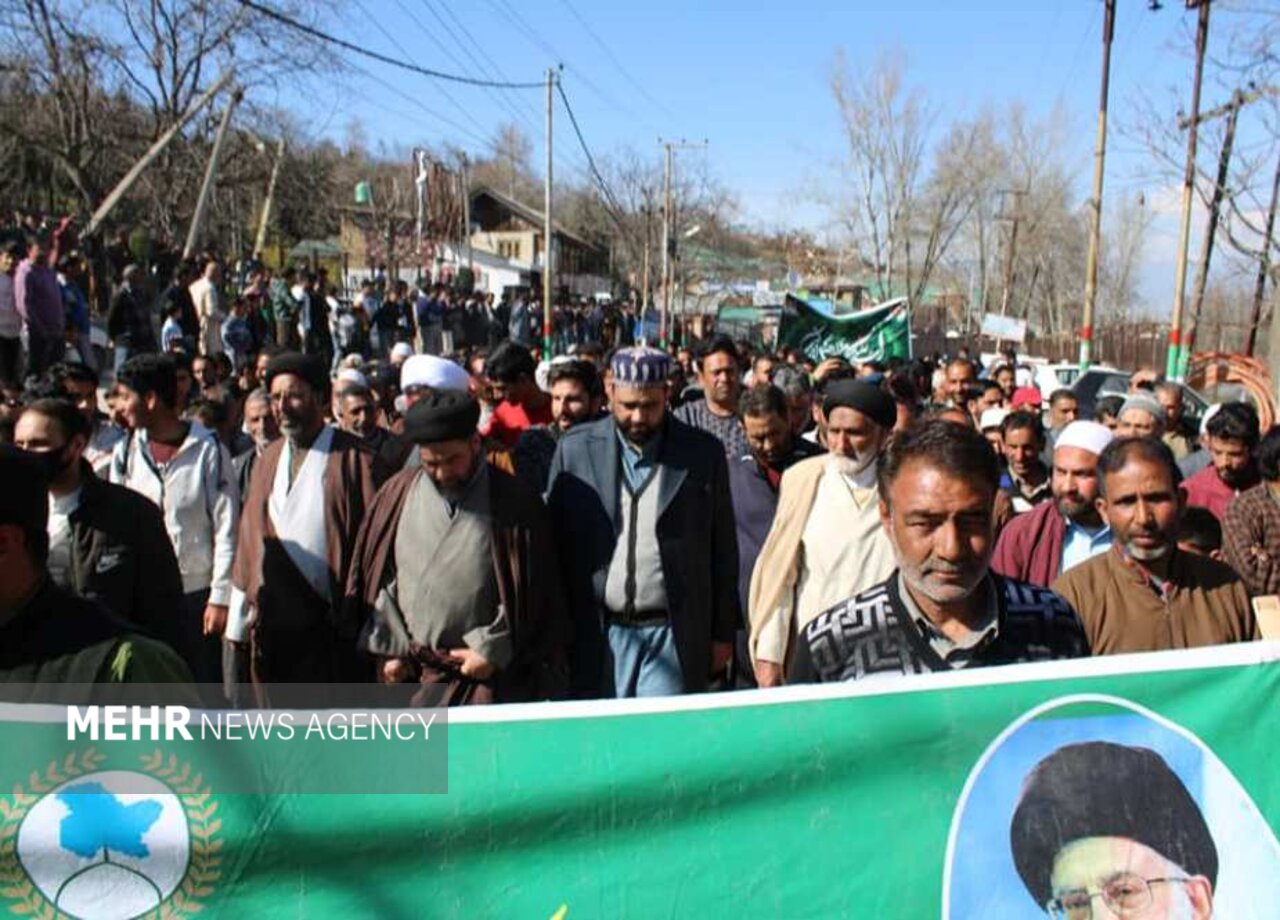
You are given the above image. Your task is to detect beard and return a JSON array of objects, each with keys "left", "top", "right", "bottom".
[
  {"left": 898, "top": 554, "right": 987, "bottom": 604},
  {"left": 830, "top": 449, "right": 877, "bottom": 478},
  {"left": 1055, "top": 492, "right": 1099, "bottom": 526},
  {"left": 1123, "top": 535, "right": 1172, "bottom": 562}
]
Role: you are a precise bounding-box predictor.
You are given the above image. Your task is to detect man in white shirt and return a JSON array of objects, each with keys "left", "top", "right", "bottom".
[
  {"left": 748, "top": 379, "right": 898, "bottom": 686},
  {"left": 189, "top": 259, "right": 224, "bottom": 357}
]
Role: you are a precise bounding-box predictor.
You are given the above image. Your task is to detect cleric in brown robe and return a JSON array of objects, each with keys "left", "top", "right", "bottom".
[
  {"left": 227, "top": 353, "right": 381, "bottom": 705},
  {"left": 346, "top": 391, "right": 568, "bottom": 705}
]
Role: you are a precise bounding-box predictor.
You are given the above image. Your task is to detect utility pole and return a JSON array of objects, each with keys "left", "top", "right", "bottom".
[
  {"left": 253, "top": 138, "right": 285, "bottom": 260},
  {"left": 543, "top": 66, "right": 556, "bottom": 359},
  {"left": 997, "top": 188, "right": 1026, "bottom": 317},
  {"left": 1166, "top": 0, "right": 1212, "bottom": 382},
  {"left": 1183, "top": 89, "right": 1244, "bottom": 375},
  {"left": 1080, "top": 0, "right": 1116, "bottom": 371},
  {"left": 658, "top": 138, "right": 708, "bottom": 348},
  {"left": 641, "top": 203, "right": 652, "bottom": 313},
  {"left": 1247, "top": 151, "right": 1280, "bottom": 358},
  {"left": 660, "top": 142, "right": 673, "bottom": 348},
  {"left": 184, "top": 88, "right": 243, "bottom": 260},
  {"left": 87, "top": 69, "right": 235, "bottom": 238},
  {"left": 461, "top": 153, "right": 472, "bottom": 271}
]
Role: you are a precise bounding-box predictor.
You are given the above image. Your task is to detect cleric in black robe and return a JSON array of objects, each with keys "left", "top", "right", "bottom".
[{"left": 346, "top": 391, "right": 568, "bottom": 705}]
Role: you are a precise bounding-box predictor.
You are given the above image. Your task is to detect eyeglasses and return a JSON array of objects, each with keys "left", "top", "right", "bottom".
[{"left": 1047, "top": 875, "right": 1192, "bottom": 919}]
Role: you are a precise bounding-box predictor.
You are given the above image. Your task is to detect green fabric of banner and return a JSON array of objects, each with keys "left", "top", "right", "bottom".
[
  {"left": 2, "top": 647, "right": 1278, "bottom": 919},
  {"left": 778, "top": 295, "right": 911, "bottom": 364}
]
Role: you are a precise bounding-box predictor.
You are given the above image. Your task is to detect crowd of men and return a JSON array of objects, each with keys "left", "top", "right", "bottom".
[{"left": 0, "top": 231, "right": 1274, "bottom": 704}]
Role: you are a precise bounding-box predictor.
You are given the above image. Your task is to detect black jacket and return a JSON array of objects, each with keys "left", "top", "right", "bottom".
[
  {"left": 546, "top": 415, "right": 740, "bottom": 696},
  {"left": 66, "top": 462, "right": 184, "bottom": 648}
]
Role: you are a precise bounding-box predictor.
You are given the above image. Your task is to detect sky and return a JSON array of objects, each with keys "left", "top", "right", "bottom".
[{"left": 276, "top": 0, "right": 1278, "bottom": 314}]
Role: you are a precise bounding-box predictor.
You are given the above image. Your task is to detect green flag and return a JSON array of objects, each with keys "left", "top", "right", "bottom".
[{"left": 778, "top": 295, "right": 911, "bottom": 364}]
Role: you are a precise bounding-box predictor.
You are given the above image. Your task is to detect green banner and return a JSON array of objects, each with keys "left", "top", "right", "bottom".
[
  {"left": 778, "top": 295, "right": 911, "bottom": 364},
  {"left": 3, "top": 645, "right": 1279, "bottom": 919}
]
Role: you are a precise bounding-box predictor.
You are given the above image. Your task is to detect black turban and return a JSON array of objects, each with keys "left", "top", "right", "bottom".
[
  {"left": 264, "top": 353, "right": 329, "bottom": 395},
  {"left": 1010, "top": 742, "right": 1218, "bottom": 907},
  {"left": 821, "top": 379, "right": 896, "bottom": 430},
  {"left": 404, "top": 391, "right": 480, "bottom": 445}
]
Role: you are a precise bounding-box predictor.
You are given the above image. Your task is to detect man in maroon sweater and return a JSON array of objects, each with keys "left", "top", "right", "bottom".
[
  {"left": 1182, "top": 402, "right": 1260, "bottom": 521},
  {"left": 991, "top": 421, "right": 1114, "bottom": 588}
]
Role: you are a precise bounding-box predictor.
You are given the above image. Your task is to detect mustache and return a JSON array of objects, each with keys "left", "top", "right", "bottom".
[{"left": 919, "top": 559, "right": 968, "bottom": 576}]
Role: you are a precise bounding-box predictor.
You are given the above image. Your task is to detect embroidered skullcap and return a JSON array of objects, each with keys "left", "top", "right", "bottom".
[{"left": 611, "top": 346, "right": 671, "bottom": 389}]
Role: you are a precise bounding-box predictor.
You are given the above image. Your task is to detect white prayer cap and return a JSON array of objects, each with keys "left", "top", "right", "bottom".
[
  {"left": 400, "top": 354, "right": 471, "bottom": 393},
  {"left": 1054, "top": 420, "right": 1113, "bottom": 457},
  {"left": 980, "top": 408, "right": 1009, "bottom": 431},
  {"left": 390, "top": 342, "right": 414, "bottom": 362},
  {"left": 1200, "top": 403, "right": 1222, "bottom": 437},
  {"left": 534, "top": 359, "right": 553, "bottom": 394},
  {"left": 336, "top": 368, "right": 368, "bottom": 388}
]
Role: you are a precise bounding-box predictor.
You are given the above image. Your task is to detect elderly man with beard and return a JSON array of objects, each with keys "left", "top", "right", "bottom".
[
  {"left": 1052, "top": 437, "right": 1256, "bottom": 655},
  {"left": 512, "top": 359, "right": 604, "bottom": 494},
  {"left": 346, "top": 392, "right": 567, "bottom": 705},
  {"left": 992, "top": 421, "right": 1114, "bottom": 587},
  {"left": 232, "top": 388, "right": 278, "bottom": 505},
  {"left": 547, "top": 346, "right": 738, "bottom": 698},
  {"left": 789, "top": 420, "right": 1087, "bottom": 684},
  {"left": 227, "top": 353, "right": 380, "bottom": 702},
  {"left": 748, "top": 379, "right": 900, "bottom": 687}
]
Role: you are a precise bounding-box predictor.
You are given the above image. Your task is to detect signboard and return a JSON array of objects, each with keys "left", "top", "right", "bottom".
[
  {"left": 778, "top": 295, "right": 911, "bottom": 364},
  {"left": 981, "top": 312, "right": 1028, "bottom": 343},
  {"left": 2, "top": 646, "right": 1278, "bottom": 918}
]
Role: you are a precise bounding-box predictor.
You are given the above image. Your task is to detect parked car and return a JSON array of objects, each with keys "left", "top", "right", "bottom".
[{"left": 1071, "top": 368, "right": 1210, "bottom": 427}]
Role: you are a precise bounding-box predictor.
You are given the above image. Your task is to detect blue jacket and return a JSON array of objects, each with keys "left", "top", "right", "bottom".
[
  {"left": 546, "top": 415, "right": 740, "bottom": 696},
  {"left": 725, "top": 442, "right": 823, "bottom": 616}
]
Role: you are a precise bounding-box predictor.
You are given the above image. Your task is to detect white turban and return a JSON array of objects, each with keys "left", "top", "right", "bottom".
[
  {"left": 400, "top": 354, "right": 471, "bottom": 393},
  {"left": 1054, "top": 420, "right": 1113, "bottom": 456}
]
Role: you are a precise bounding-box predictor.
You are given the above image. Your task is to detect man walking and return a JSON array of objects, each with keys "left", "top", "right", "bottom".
[
  {"left": 15, "top": 237, "right": 64, "bottom": 376},
  {"left": 229, "top": 353, "right": 380, "bottom": 701},
  {"left": 1051, "top": 437, "right": 1257, "bottom": 654},
  {"left": 789, "top": 420, "right": 1088, "bottom": 684},
  {"left": 992, "top": 421, "right": 1114, "bottom": 587},
  {"left": 107, "top": 264, "right": 158, "bottom": 372},
  {"left": 1181, "top": 402, "right": 1261, "bottom": 520},
  {"left": 512, "top": 358, "right": 604, "bottom": 494},
  {"left": 675, "top": 336, "right": 748, "bottom": 460},
  {"left": 15, "top": 398, "right": 184, "bottom": 644},
  {"left": 348, "top": 392, "right": 567, "bottom": 704},
  {"left": 547, "top": 346, "right": 738, "bottom": 697},
  {"left": 748, "top": 379, "right": 898, "bottom": 685},
  {"left": 110, "top": 355, "right": 238, "bottom": 686},
  {"left": 727, "top": 384, "right": 821, "bottom": 686}
]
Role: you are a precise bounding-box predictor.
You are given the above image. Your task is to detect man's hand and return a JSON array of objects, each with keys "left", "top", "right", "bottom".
[
  {"left": 754, "top": 659, "right": 784, "bottom": 688},
  {"left": 446, "top": 648, "right": 496, "bottom": 680},
  {"left": 380, "top": 658, "right": 415, "bottom": 683},
  {"left": 710, "top": 641, "right": 733, "bottom": 676},
  {"left": 812, "top": 357, "right": 846, "bottom": 384},
  {"left": 202, "top": 604, "right": 228, "bottom": 637}
]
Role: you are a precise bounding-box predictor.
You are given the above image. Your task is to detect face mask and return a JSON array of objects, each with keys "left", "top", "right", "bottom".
[{"left": 27, "top": 446, "right": 72, "bottom": 482}]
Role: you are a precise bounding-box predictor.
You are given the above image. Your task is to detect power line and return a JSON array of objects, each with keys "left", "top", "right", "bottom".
[
  {"left": 235, "top": 0, "right": 544, "bottom": 89},
  {"left": 556, "top": 81, "right": 637, "bottom": 245},
  {"left": 557, "top": 0, "right": 678, "bottom": 124}
]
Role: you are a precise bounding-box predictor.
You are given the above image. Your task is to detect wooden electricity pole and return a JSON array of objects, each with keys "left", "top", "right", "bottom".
[
  {"left": 1080, "top": 0, "right": 1116, "bottom": 370},
  {"left": 1166, "top": 0, "right": 1212, "bottom": 381}
]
